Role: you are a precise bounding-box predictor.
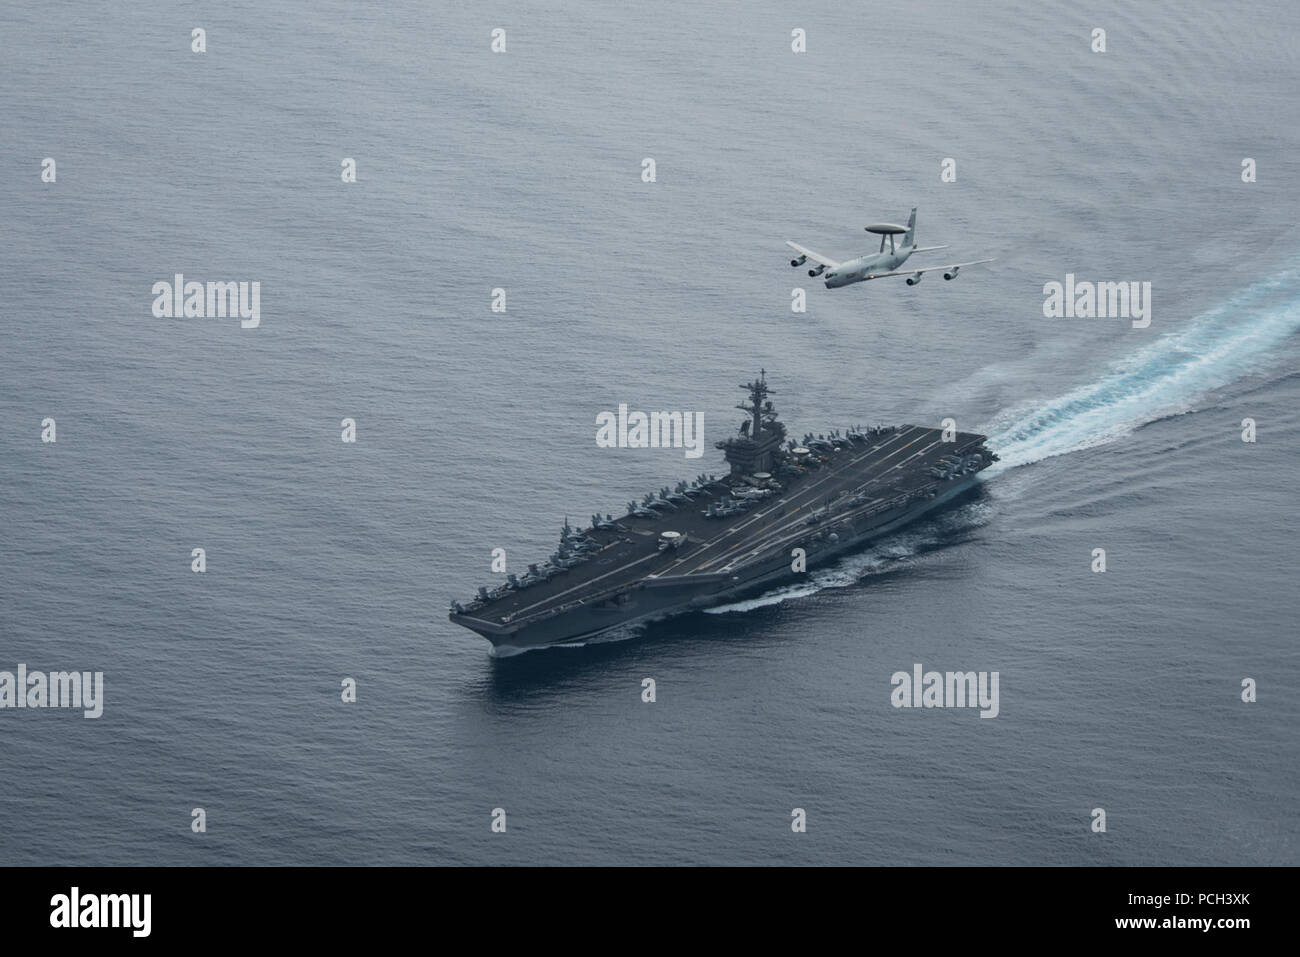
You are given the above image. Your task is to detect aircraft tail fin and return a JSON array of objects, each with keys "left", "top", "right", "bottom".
[{"left": 903, "top": 207, "right": 917, "bottom": 248}]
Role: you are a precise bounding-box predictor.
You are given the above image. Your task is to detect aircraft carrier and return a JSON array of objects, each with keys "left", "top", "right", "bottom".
[{"left": 450, "top": 372, "right": 996, "bottom": 653}]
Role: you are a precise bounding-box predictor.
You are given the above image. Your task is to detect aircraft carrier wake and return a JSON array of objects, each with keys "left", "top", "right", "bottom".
[{"left": 450, "top": 372, "right": 996, "bottom": 653}]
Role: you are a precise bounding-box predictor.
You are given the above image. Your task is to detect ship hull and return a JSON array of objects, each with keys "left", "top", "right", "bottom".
[{"left": 456, "top": 473, "right": 983, "bottom": 655}]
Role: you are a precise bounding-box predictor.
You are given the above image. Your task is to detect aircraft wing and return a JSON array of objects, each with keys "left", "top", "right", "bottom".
[
  {"left": 785, "top": 241, "right": 841, "bottom": 269},
  {"left": 864, "top": 258, "right": 994, "bottom": 280},
  {"left": 909, "top": 245, "right": 949, "bottom": 253}
]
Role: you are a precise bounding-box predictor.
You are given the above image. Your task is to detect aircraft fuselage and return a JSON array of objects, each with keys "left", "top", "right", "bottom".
[{"left": 824, "top": 247, "right": 915, "bottom": 289}]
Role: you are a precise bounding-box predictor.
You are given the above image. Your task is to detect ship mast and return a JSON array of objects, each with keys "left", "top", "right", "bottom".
[{"left": 737, "top": 369, "right": 772, "bottom": 440}]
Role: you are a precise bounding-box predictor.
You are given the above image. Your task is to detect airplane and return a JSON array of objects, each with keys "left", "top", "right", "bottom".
[
  {"left": 676, "top": 480, "right": 706, "bottom": 499},
  {"left": 662, "top": 485, "right": 691, "bottom": 504},
  {"left": 786, "top": 207, "right": 993, "bottom": 289},
  {"left": 560, "top": 518, "right": 595, "bottom": 544},
  {"left": 703, "top": 498, "right": 748, "bottom": 518}
]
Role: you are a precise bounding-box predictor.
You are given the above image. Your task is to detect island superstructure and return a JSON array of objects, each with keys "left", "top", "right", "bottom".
[{"left": 450, "top": 372, "right": 996, "bottom": 653}]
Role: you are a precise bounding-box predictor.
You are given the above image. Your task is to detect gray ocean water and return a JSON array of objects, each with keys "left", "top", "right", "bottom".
[{"left": 2, "top": 0, "right": 1298, "bottom": 865}]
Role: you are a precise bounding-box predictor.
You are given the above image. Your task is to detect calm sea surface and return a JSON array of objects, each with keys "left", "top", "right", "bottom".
[{"left": 2, "top": 0, "right": 1297, "bottom": 864}]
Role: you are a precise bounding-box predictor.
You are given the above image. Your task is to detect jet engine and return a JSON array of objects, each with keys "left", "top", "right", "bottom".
[
  {"left": 943, "top": 266, "right": 959, "bottom": 281},
  {"left": 808, "top": 264, "right": 826, "bottom": 277},
  {"left": 906, "top": 271, "right": 924, "bottom": 286},
  {"left": 790, "top": 255, "right": 807, "bottom": 267}
]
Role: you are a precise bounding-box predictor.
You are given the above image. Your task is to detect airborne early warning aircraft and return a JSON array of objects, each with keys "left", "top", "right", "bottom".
[{"left": 786, "top": 207, "right": 993, "bottom": 289}]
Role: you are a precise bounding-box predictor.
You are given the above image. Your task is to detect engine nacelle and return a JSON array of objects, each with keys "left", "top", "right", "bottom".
[
  {"left": 943, "top": 266, "right": 959, "bottom": 281},
  {"left": 808, "top": 264, "right": 826, "bottom": 277},
  {"left": 906, "top": 271, "right": 924, "bottom": 286},
  {"left": 790, "top": 255, "right": 807, "bottom": 267}
]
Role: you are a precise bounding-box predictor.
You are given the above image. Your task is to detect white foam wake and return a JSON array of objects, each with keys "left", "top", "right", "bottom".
[{"left": 985, "top": 266, "right": 1300, "bottom": 472}]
